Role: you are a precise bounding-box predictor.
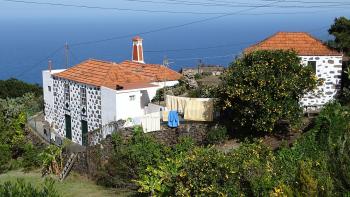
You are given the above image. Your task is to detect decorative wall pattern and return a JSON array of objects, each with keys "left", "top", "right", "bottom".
[
  {"left": 44, "top": 102, "right": 54, "bottom": 124},
  {"left": 51, "top": 77, "right": 102, "bottom": 145},
  {"left": 299, "top": 56, "right": 342, "bottom": 111}
]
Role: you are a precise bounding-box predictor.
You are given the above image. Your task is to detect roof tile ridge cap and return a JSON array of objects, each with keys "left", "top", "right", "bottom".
[
  {"left": 87, "top": 58, "right": 115, "bottom": 64},
  {"left": 101, "top": 62, "right": 120, "bottom": 87}
]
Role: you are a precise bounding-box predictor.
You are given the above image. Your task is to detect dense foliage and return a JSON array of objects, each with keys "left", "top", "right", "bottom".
[
  {"left": 131, "top": 103, "right": 350, "bottom": 196},
  {"left": 0, "top": 81, "right": 44, "bottom": 173},
  {"left": 0, "top": 178, "right": 59, "bottom": 197},
  {"left": 219, "top": 50, "right": 318, "bottom": 133},
  {"left": 0, "top": 78, "right": 42, "bottom": 99},
  {"left": 328, "top": 16, "right": 350, "bottom": 56},
  {"left": 204, "top": 125, "right": 228, "bottom": 145}
]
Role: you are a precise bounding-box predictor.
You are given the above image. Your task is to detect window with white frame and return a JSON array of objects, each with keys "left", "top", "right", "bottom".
[
  {"left": 64, "top": 83, "right": 70, "bottom": 102},
  {"left": 80, "top": 87, "right": 87, "bottom": 106},
  {"left": 48, "top": 86, "right": 51, "bottom": 92},
  {"left": 129, "top": 95, "right": 135, "bottom": 101}
]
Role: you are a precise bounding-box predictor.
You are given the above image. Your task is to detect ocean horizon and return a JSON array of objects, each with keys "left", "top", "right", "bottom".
[{"left": 0, "top": 5, "right": 348, "bottom": 84}]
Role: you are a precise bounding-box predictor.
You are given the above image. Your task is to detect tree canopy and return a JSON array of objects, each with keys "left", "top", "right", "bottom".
[
  {"left": 218, "top": 50, "right": 318, "bottom": 133},
  {"left": 328, "top": 16, "right": 350, "bottom": 57},
  {"left": 0, "top": 78, "right": 42, "bottom": 99}
]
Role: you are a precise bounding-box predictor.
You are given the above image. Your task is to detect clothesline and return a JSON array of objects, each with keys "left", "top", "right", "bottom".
[{"left": 165, "top": 95, "right": 214, "bottom": 121}]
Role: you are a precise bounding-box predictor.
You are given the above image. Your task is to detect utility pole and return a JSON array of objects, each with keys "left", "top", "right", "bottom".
[{"left": 64, "top": 42, "right": 69, "bottom": 68}]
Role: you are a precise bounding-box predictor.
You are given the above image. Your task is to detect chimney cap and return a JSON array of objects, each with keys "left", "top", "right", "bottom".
[{"left": 132, "top": 36, "right": 143, "bottom": 41}]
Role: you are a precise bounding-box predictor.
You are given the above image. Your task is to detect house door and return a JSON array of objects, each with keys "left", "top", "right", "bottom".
[
  {"left": 65, "top": 115, "right": 72, "bottom": 140},
  {"left": 81, "top": 120, "right": 88, "bottom": 146}
]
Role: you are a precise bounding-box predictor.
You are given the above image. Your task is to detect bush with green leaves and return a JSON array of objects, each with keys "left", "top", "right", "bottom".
[
  {"left": 96, "top": 126, "right": 169, "bottom": 187},
  {"left": 219, "top": 50, "right": 318, "bottom": 133},
  {"left": 205, "top": 125, "right": 228, "bottom": 145},
  {"left": 0, "top": 144, "right": 11, "bottom": 173},
  {"left": 0, "top": 178, "right": 59, "bottom": 197},
  {"left": 40, "top": 145, "right": 63, "bottom": 176},
  {"left": 22, "top": 143, "right": 43, "bottom": 172}
]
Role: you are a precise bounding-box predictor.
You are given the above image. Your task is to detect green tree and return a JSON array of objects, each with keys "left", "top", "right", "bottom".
[
  {"left": 0, "top": 78, "right": 42, "bottom": 99},
  {"left": 328, "top": 17, "right": 350, "bottom": 56},
  {"left": 219, "top": 50, "right": 318, "bottom": 133}
]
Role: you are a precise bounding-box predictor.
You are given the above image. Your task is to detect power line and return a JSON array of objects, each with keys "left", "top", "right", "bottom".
[
  {"left": 170, "top": 53, "right": 238, "bottom": 61},
  {"left": 119, "top": 0, "right": 350, "bottom": 8},
  {"left": 69, "top": 0, "right": 282, "bottom": 47},
  {"left": 144, "top": 41, "right": 256, "bottom": 53},
  {"left": 3, "top": 0, "right": 349, "bottom": 16},
  {"left": 1, "top": 0, "right": 232, "bottom": 15}
]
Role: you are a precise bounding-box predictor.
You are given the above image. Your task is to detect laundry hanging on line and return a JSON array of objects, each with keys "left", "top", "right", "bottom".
[{"left": 166, "top": 95, "right": 214, "bottom": 121}]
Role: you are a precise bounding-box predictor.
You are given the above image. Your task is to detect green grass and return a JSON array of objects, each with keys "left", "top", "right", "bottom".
[{"left": 0, "top": 170, "right": 135, "bottom": 197}]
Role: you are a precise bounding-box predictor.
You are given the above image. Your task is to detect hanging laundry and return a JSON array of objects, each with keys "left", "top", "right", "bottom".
[
  {"left": 162, "top": 111, "right": 169, "bottom": 122},
  {"left": 168, "top": 110, "right": 179, "bottom": 128},
  {"left": 165, "top": 95, "right": 215, "bottom": 122},
  {"left": 184, "top": 98, "right": 214, "bottom": 121}
]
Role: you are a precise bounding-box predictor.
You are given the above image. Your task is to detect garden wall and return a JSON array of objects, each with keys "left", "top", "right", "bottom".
[{"left": 83, "top": 122, "right": 214, "bottom": 178}]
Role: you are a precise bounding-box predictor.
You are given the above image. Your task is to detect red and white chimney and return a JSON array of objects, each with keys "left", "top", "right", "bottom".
[{"left": 132, "top": 36, "right": 144, "bottom": 63}]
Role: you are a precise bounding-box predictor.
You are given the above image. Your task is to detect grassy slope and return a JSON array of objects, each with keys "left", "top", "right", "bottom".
[{"left": 0, "top": 170, "right": 135, "bottom": 197}]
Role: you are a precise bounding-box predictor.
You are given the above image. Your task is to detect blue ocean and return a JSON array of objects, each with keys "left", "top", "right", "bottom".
[{"left": 0, "top": 10, "right": 346, "bottom": 84}]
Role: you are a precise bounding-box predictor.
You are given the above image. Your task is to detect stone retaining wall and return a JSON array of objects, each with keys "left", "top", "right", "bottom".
[{"left": 83, "top": 122, "right": 215, "bottom": 178}]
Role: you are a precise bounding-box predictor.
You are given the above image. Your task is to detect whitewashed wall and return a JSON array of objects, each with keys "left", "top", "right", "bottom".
[
  {"left": 101, "top": 87, "right": 117, "bottom": 126},
  {"left": 299, "top": 55, "right": 343, "bottom": 108},
  {"left": 115, "top": 89, "right": 143, "bottom": 120}
]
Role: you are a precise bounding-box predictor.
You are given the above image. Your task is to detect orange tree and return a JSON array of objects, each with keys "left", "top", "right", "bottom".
[{"left": 219, "top": 50, "right": 318, "bottom": 133}]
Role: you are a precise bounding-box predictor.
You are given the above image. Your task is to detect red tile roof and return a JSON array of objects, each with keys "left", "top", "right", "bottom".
[
  {"left": 244, "top": 32, "right": 342, "bottom": 56},
  {"left": 53, "top": 59, "right": 181, "bottom": 90}
]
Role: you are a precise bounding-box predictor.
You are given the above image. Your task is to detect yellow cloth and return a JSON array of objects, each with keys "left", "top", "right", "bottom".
[
  {"left": 184, "top": 98, "right": 214, "bottom": 121},
  {"left": 162, "top": 111, "right": 169, "bottom": 122},
  {"left": 166, "top": 95, "right": 177, "bottom": 111},
  {"left": 166, "top": 95, "right": 214, "bottom": 121},
  {"left": 177, "top": 96, "right": 189, "bottom": 114}
]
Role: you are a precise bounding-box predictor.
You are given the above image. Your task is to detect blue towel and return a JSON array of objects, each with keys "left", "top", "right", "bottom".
[{"left": 168, "top": 110, "right": 179, "bottom": 128}]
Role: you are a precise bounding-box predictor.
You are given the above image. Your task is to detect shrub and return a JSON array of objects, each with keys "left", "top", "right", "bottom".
[
  {"left": 205, "top": 125, "right": 228, "bottom": 145},
  {"left": 0, "top": 144, "right": 11, "bottom": 173},
  {"left": 22, "top": 143, "right": 42, "bottom": 172},
  {"left": 0, "top": 178, "right": 59, "bottom": 197},
  {"left": 40, "top": 145, "right": 63, "bottom": 176},
  {"left": 97, "top": 126, "right": 169, "bottom": 188},
  {"left": 230, "top": 141, "right": 277, "bottom": 196}
]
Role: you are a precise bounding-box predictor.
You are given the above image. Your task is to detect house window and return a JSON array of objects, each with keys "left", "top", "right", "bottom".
[
  {"left": 129, "top": 95, "right": 135, "bottom": 101},
  {"left": 80, "top": 87, "right": 87, "bottom": 106},
  {"left": 307, "top": 61, "right": 316, "bottom": 73},
  {"left": 48, "top": 86, "right": 51, "bottom": 92},
  {"left": 64, "top": 83, "right": 70, "bottom": 102}
]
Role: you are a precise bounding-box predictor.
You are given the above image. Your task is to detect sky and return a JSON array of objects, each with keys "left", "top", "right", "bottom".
[{"left": 0, "top": 0, "right": 349, "bottom": 83}]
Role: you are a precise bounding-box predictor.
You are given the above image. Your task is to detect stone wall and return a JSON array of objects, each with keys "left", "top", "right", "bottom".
[
  {"left": 84, "top": 122, "right": 214, "bottom": 178},
  {"left": 300, "top": 55, "right": 343, "bottom": 110},
  {"left": 51, "top": 77, "right": 102, "bottom": 145}
]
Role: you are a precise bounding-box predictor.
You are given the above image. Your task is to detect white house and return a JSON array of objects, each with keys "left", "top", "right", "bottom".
[
  {"left": 245, "top": 32, "right": 343, "bottom": 110},
  {"left": 42, "top": 36, "right": 181, "bottom": 145}
]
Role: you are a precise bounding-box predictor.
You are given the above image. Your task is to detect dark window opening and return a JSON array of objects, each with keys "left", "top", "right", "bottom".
[{"left": 308, "top": 61, "right": 316, "bottom": 73}]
